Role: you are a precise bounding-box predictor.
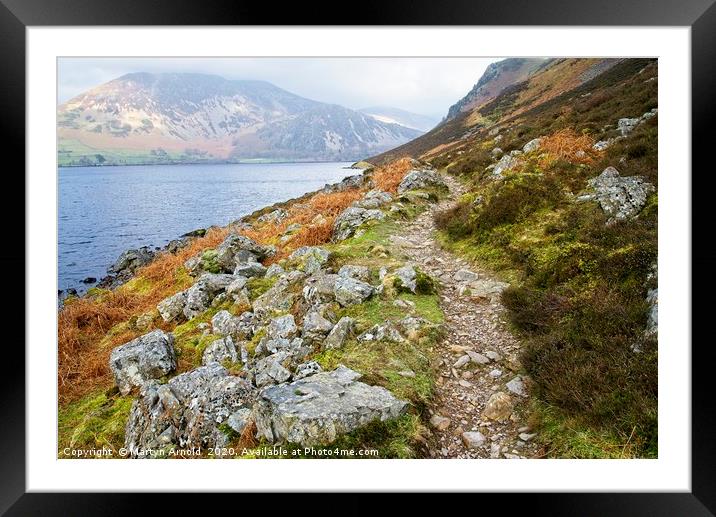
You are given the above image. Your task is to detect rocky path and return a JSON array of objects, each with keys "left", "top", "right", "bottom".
[{"left": 390, "top": 175, "right": 541, "bottom": 459}]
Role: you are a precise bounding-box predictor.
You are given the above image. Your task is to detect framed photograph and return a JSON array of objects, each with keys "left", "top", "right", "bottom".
[{"left": 5, "top": 0, "right": 714, "bottom": 512}]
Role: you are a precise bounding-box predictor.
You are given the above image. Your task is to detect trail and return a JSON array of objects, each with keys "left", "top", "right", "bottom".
[{"left": 390, "top": 174, "right": 541, "bottom": 459}]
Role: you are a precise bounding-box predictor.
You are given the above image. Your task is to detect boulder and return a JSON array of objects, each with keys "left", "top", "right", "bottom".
[
  {"left": 592, "top": 139, "right": 615, "bottom": 151},
  {"left": 358, "top": 322, "right": 405, "bottom": 343},
  {"left": 267, "top": 314, "right": 299, "bottom": 340},
  {"left": 302, "top": 311, "right": 335, "bottom": 341},
  {"left": 257, "top": 208, "right": 288, "bottom": 224},
  {"left": 233, "top": 261, "right": 267, "bottom": 278},
  {"left": 265, "top": 263, "right": 285, "bottom": 279},
  {"left": 453, "top": 355, "right": 470, "bottom": 368},
  {"left": 225, "top": 276, "right": 249, "bottom": 302},
  {"left": 211, "top": 310, "right": 256, "bottom": 340},
  {"left": 215, "top": 234, "right": 271, "bottom": 271},
  {"left": 157, "top": 290, "right": 188, "bottom": 322},
  {"left": 183, "top": 273, "right": 235, "bottom": 319},
  {"left": 580, "top": 166, "right": 655, "bottom": 221},
  {"left": 294, "top": 361, "right": 323, "bottom": 380},
  {"left": 211, "top": 310, "right": 237, "bottom": 335},
  {"left": 289, "top": 246, "right": 331, "bottom": 274},
  {"left": 334, "top": 276, "right": 375, "bottom": 306},
  {"left": 353, "top": 189, "right": 393, "bottom": 209},
  {"left": 108, "top": 246, "right": 155, "bottom": 275},
  {"left": 522, "top": 137, "right": 542, "bottom": 153},
  {"left": 255, "top": 336, "right": 307, "bottom": 357},
  {"left": 253, "top": 351, "right": 293, "bottom": 387},
  {"left": 254, "top": 365, "right": 408, "bottom": 446},
  {"left": 394, "top": 265, "right": 417, "bottom": 293},
  {"left": 490, "top": 147, "right": 503, "bottom": 158},
  {"left": 124, "top": 364, "right": 254, "bottom": 455},
  {"left": 467, "top": 350, "right": 490, "bottom": 365},
  {"left": 322, "top": 316, "right": 355, "bottom": 350},
  {"left": 233, "top": 249, "right": 259, "bottom": 265},
  {"left": 332, "top": 207, "right": 385, "bottom": 241},
  {"left": 338, "top": 264, "right": 371, "bottom": 282},
  {"left": 492, "top": 153, "right": 521, "bottom": 177},
  {"left": 618, "top": 117, "right": 640, "bottom": 136},
  {"left": 303, "top": 272, "right": 338, "bottom": 305},
  {"left": 465, "top": 279, "right": 510, "bottom": 301},
  {"left": 429, "top": 414, "right": 451, "bottom": 431},
  {"left": 165, "top": 238, "right": 189, "bottom": 254},
  {"left": 109, "top": 330, "right": 177, "bottom": 395},
  {"left": 183, "top": 254, "right": 203, "bottom": 276},
  {"left": 322, "top": 173, "right": 369, "bottom": 193},
  {"left": 397, "top": 169, "right": 447, "bottom": 194},
  {"left": 227, "top": 408, "right": 252, "bottom": 435},
  {"left": 202, "top": 336, "right": 239, "bottom": 366},
  {"left": 485, "top": 350, "right": 502, "bottom": 362}
]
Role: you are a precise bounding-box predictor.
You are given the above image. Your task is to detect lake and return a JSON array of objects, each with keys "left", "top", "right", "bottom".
[{"left": 58, "top": 162, "right": 357, "bottom": 293}]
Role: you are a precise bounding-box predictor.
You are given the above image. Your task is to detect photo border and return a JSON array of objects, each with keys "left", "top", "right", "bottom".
[{"left": 4, "top": 0, "right": 715, "bottom": 512}]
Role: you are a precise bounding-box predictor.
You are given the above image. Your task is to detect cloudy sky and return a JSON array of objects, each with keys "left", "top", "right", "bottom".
[{"left": 57, "top": 57, "right": 502, "bottom": 119}]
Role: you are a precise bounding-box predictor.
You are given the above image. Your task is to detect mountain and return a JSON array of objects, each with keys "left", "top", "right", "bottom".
[
  {"left": 367, "top": 58, "right": 627, "bottom": 165},
  {"left": 359, "top": 106, "right": 439, "bottom": 132},
  {"left": 444, "top": 58, "right": 549, "bottom": 120},
  {"left": 57, "top": 72, "right": 421, "bottom": 166}
]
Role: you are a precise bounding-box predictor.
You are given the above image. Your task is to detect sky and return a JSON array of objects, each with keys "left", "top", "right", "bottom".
[{"left": 57, "top": 57, "right": 502, "bottom": 119}]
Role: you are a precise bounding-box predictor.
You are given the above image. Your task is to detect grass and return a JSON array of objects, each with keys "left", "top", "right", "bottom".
[
  {"left": 58, "top": 138, "right": 211, "bottom": 167},
  {"left": 529, "top": 401, "right": 649, "bottom": 458},
  {"left": 58, "top": 389, "right": 133, "bottom": 456}
]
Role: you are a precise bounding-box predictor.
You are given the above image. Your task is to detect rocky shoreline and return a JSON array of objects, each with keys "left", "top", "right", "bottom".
[{"left": 67, "top": 163, "right": 461, "bottom": 456}]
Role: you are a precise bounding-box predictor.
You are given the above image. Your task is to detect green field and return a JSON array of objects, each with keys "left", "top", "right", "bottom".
[{"left": 57, "top": 139, "right": 219, "bottom": 167}]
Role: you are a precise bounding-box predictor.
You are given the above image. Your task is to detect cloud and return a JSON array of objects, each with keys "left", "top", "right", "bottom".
[{"left": 58, "top": 57, "right": 501, "bottom": 118}]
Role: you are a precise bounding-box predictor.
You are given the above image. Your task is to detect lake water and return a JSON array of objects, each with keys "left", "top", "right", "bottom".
[{"left": 58, "top": 162, "right": 356, "bottom": 293}]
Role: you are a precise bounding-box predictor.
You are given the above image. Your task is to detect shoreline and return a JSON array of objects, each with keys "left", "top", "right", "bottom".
[{"left": 58, "top": 164, "right": 373, "bottom": 300}]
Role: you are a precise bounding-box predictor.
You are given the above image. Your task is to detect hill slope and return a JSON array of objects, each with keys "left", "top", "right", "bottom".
[
  {"left": 58, "top": 73, "right": 421, "bottom": 166},
  {"left": 367, "top": 58, "right": 625, "bottom": 165},
  {"left": 369, "top": 57, "right": 659, "bottom": 457}
]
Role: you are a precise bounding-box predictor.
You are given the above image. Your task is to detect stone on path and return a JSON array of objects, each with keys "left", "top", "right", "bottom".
[
  {"left": 483, "top": 392, "right": 514, "bottom": 422},
  {"left": 461, "top": 431, "right": 486, "bottom": 449},
  {"left": 429, "top": 414, "right": 451, "bottom": 431}
]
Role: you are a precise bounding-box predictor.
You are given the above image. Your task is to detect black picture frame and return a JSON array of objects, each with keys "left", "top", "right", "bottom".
[{"left": 3, "top": 0, "right": 714, "bottom": 513}]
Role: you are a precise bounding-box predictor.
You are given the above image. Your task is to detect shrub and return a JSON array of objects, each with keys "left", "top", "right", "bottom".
[
  {"left": 518, "top": 285, "right": 657, "bottom": 454},
  {"left": 473, "top": 174, "right": 564, "bottom": 232},
  {"left": 539, "top": 128, "right": 595, "bottom": 165},
  {"left": 372, "top": 157, "right": 413, "bottom": 194}
]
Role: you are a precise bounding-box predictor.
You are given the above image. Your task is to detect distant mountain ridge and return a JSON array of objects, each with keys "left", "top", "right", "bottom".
[
  {"left": 57, "top": 72, "right": 422, "bottom": 166},
  {"left": 359, "top": 106, "right": 439, "bottom": 132},
  {"left": 445, "top": 58, "right": 549, "bottom": 120}
]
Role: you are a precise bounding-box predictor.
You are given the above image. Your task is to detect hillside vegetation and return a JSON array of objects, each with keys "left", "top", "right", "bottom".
[{"left": 371, "top": 58, "right": 659, "bottom": 457}]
